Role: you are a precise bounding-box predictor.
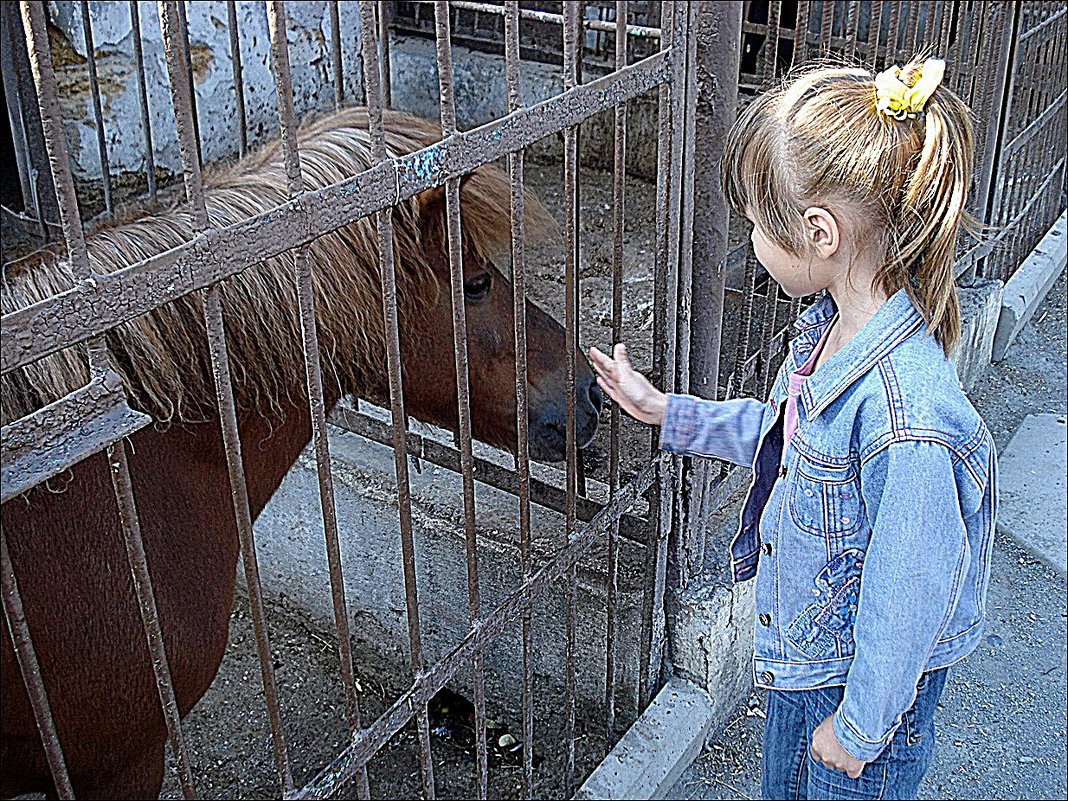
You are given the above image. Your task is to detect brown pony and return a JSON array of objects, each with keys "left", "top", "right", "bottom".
[{"left": 0, "top": 107, "right": 601, "bottom": 799}]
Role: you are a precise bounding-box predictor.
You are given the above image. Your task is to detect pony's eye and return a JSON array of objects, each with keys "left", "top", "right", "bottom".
[{"left": 463, "top": 273, "right": 492, "bottom": 301}]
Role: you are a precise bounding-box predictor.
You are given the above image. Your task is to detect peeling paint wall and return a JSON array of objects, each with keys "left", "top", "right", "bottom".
[
  {"left": 43, "top": 2, "right": 659, "bottom": 184},
  {"left": 45, "top": 0, "right": 363, "bottom": 180}
]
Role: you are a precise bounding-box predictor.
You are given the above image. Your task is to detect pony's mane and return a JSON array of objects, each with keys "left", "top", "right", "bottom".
[{"left": 2, "top": 108, "right": 537, "bottom": 426}]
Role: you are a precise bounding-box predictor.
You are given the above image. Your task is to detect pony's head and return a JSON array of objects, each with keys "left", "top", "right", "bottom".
[
  {"left": 398, "top": 171, "right": 602, "bottom": 462},
  {"left": 0, "top": 108, "right": 602, "bottom": 463}
]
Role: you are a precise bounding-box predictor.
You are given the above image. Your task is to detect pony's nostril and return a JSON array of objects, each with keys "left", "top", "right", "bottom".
[{"left": 588, "top": 380, "right": 603, "bottom": 413}]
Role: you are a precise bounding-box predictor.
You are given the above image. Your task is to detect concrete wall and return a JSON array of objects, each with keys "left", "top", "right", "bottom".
[
  {"left": 41, "top": 1, "right": 358, "bottom": 180},
  {"left": 249, "top": 401, "right": 651, "bottom": 727},
  {"left": 38, "top": 2, "right": 660, "bottom": 186}
]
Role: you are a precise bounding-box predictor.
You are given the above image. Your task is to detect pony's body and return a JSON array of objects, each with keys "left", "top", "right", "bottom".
[{"left": 1, "top": 108, "right": 601, "bottom": 799}]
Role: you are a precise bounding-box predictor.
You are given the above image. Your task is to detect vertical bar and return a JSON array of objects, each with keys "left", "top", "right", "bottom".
[
  {"left": 107, "top": 438, "right": 198, "bottom": 799},
  {"left": 22, "top": 3, "right": 198, "bottom": 795},
  {"left": 866, "top": 0, "right": 884, "bottom": 68},
  {"left": 1, "top": 532, "right": 75, "bottom": 800},
  {"left": 605, "top": 0, "right": 626, "bottom": 747},
  {"left": 263, "top": 4, "right": 370, "bottom": 799},
  {"left": 641, "top": 0, "right": 685, "bottom": 711},
  {"left": 793, "top": 0, "right": 812, "bottom": 67},
  {"left": 903, "top": 0, "right": 920, "bottom": 53},
  {"left": 378, "top": 0, "right": 392, "bottom": 108},
  {"left": 885, "top": 1, "right": 901, "bottom": 62},
  {"left": 503, "top": 5, "right": 535, "bottom": 796},
  {"left": 174, "top": 0, "right": 202, "bottom": 168},
  {"left": 157, "top": 2, "right": 293, "bottom": 794},
  {"left": 432, "top": 4, "right": 488, "bottom": 798},
  {"left": 761, "top": 1, "right": 781, "bottom": 85},
  {"left": 129, "top": 0, "right": 158, "bottom": 196},
  {"left": 684, "top": 0, "right": 742, "bottom": 577},
  {"left": 19, "top": 1, "right": 89, "bottom": 281},
  {"left": 843, "top": 0, "right": 859, "bottom": 61},
  {"left": 562, "top": 3, "right": 581, "bottom": 795},
  {"left": 820, "top": 0, "right": 835, "bottom": 54},
  {"left": 226, "top": 0, "right": 248, "bottom": 157},
  {"left": 358, "top": 4, "right": 435, "bottom": 798},
  {"left": 80, "top": 0, "right": 112, "bottom": 215},
  {"left": 330, "top": 0, "right": 344, "bottom": 109}
]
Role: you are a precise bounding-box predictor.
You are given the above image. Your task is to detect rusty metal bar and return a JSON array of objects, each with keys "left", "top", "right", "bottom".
[
  {"left": 80, "top": 0, "right": 112, "bottom": 215},
  {"left": 19, "top": 1, "right": 89, "bottom": 281},
  {"left": 904, "top": 0, "right": 920, "bottom": 53},
  {"left": 157, "top": 2, "right": 293, "bottom": 794},
  {"left": 605, "top": 0, "right": 626, "bottom": 747},
  {"left": 502, "top": 5, "right": 535, "bottom": 794},
  {"left": 793, "top": 0, "right": 811, "bottom": 67},
  {"left": 129, "top": 0, "right": 158, "bottom": 196},
  {"left": 294, "top": 456, "right": 663, "bottom": 800},
  {"left": 761, "top": 1, "right": 781, "bottom": 85},
  {"left": 329, "top": 404, "right": 648, "bottom": 539},
  {"left": 562, "top": 3, "right": 580, "bottom": 794},
  {"left": 866, "top": 0, "right": 884, "bottom": 68},
  {"left": 358, "top": 3, "right": 435, "bottom": 797},
  {"left": 226, "top": 0, "right": 248, "bottom": 157},
  {"left": 263, "top": 5, "right": 369, "bottom": 799},
  {"left": 106, "top": 437, "right": 198, "bottom": 799},
  {"left": 0, "top": 531, "right": 75, "bottom": 800},
  {"left": 1, "top": 371, "right": 150, "bottom": 504},
  {"left": 886, "top": 1, "right": 901, "bottom": 61},
  {"left": 2, "top": 48, "right": 671, "bottom": 377},
  {"left": 416, "top": 0, "right": 662, "bottom": 37},
  {"left": 843, "top": 0, "right": 859, "bottom": 61},
  {"left": 682, "top": 0, "right": 741, "bottom": 579},
  {"left": 173, "top": 0, "right": 202, "bottom": 168},
  {"left": 641, "top": 0, "right": 682, "bottom": 711},
  {"left": 432, "top": 3, "right": 488, "bottom": 797},
  {"left": 819, "top": 0, "right": 835, "bottom": 55},
  {"left": 330, "top": 1, "right": 344, "bottom": 109},
  {"left": 377, "top": 0, "right": 392, "bottom": 107}
]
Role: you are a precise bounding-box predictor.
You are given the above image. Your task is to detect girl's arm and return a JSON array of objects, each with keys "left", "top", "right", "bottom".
[
  {"left": 589, "top": 344, "right": 765, "bottom": 467},
  {"left": 832, "top": 439, "right": 975, "bottom": 763}
]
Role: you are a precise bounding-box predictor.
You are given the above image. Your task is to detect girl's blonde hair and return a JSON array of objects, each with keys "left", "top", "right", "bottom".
[{"left": 723, "top": 57, "right": 975, "bottom": 354}]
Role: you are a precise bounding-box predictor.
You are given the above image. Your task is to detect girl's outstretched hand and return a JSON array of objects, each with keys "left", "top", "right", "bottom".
[{"left": 588, "top": 344, "right": 667, "bottom": 426}]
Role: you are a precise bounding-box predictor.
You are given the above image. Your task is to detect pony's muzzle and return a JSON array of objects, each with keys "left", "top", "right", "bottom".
[{"left": 528, "top": 374, "right": 602, "bottom": 463}]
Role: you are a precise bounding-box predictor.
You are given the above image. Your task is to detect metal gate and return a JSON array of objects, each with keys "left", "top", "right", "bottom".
[{"left": 1, "top": 2, "right": 730, "bottom": 798}]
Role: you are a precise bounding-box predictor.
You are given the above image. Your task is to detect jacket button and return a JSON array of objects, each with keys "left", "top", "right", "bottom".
[
  {"left": 778, "top": 466, "right": 787, "bottom": 478},
  {"left": 762, "top": 542, "right": 773, "bottom": 556},
  {"left": 759, "top": 613, "right": 772, "bottom": 627},
  {"left": 761, "top": 671, "right": 775, "bottom": 686}
]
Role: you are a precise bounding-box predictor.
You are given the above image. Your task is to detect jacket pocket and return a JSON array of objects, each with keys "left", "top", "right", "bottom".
[{"left": 788, "top": 457, "right": 863, "bottom": 537}]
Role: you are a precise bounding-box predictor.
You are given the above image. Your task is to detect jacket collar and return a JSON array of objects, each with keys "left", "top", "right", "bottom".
[{"left": 794, "top": 289, "right": 926, "bottom": 419}]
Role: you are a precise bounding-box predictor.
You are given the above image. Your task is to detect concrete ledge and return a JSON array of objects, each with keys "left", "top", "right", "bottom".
[
  {"left": 575, "top": 678, "right": 715, "bottom": 801},
  {"left": 992, "top": 212, "right": 1067, "bottom": 362},
  {"left": 997, "top": 413, "right": 1068, "bottom": 575},
  {"left": 953, "top": 277, "right": 1004, "bottom": 392}
]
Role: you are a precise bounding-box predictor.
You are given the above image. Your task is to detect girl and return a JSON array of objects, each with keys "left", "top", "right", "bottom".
[{"left": 590, "top": 57, "right": 997, "bottom": 801}]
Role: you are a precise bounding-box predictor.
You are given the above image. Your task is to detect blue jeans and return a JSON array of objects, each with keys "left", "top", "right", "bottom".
[{"left": 761, "top": 669, "right": 949, "bottom": 800}]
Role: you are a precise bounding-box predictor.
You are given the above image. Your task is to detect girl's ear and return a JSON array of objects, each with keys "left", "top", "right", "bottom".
[{"left": 802, "top": 206, "right": 840, "bottom": 259}]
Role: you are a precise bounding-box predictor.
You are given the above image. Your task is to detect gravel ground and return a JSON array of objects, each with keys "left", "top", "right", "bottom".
[{"left": 670, "top": 268, "right": 1068, "bottom": 801}]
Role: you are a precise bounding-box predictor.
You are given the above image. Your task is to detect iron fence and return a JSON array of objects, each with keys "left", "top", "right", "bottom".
[
  {"left": 1, "top": 1, "right": 710, "bottom": 799},
  {"left": 1, "top": 1, "right": 1066, "bottom": 799}
]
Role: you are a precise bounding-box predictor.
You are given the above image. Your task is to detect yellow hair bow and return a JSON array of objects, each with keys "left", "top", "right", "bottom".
[{"left": 874, "top": 58, "right": 946, "bottom": 120}]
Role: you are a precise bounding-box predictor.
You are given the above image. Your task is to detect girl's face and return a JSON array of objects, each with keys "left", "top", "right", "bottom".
[{"left": 749, "top": 221, "right": 835, "bottom": 299}]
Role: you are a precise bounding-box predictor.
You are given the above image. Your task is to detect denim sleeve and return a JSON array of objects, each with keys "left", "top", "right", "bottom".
[
  {"left": 657, "top": 394, "right": 766, "bottom": 468},
  {"left": 833, "top": 440, "right": 969, "bottom": 763}
]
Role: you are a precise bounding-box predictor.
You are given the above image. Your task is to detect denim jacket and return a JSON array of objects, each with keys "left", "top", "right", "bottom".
[{"left": 659, "top": 289, "right": 997, "bottom": 762}]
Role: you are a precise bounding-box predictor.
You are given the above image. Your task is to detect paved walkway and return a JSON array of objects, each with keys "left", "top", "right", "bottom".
[{"left": 668, "top": 268, "right": 1068, "bottom": 801}]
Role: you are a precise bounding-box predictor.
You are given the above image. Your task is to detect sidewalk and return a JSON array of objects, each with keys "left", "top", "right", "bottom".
[{"left": 668, "top": 268, "right": 1068, "bottom": 801}]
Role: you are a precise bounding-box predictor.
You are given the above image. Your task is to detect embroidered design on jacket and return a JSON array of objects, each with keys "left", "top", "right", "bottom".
[{"left": 785, "top": 548, "right": 865, "bottom": 658}]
